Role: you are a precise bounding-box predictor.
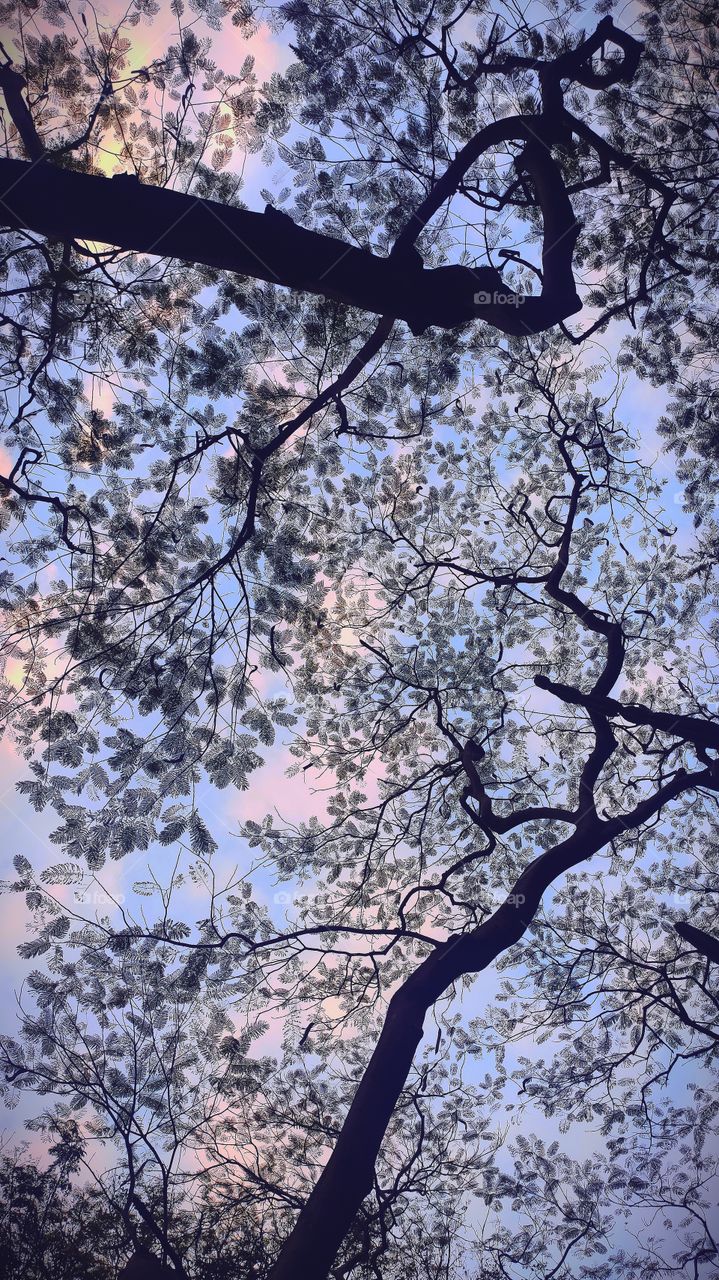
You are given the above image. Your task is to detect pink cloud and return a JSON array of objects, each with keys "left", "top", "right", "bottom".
[
  {"left": 230, "top": 744, "right": 332, "bottom": 828},
  {"left": 209, "top": 20, "right": 293, "bottom": 84},
  {"left": 80, "top": 3, "right": 291, "bottom": 85}
]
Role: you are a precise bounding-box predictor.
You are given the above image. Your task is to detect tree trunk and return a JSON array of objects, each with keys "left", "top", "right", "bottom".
[
  {"left": 268, "top": 837, "right": 579, "bottom": 1280},
  {"left": 268, "top": 771, "right": 706, "bottom": 1280}
]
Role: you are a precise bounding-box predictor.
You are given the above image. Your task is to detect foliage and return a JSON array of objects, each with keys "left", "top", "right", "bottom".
[{"left": 0, "top": 1, "right": 718, "bottom": 1277}]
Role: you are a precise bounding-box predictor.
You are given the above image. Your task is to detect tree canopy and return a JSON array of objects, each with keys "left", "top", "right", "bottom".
[{"left": 0, "top": 1, "right": 718, "bottom": 1278}]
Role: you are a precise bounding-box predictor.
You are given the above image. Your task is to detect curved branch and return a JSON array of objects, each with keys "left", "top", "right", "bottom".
[
  {"left": 0, "top": 155, "right": 576, "bottom": 335},
  {"left": 535, "top": 674, "right": 719, "bottom": 753},
  {"left": 0, "top": 18, "right": 648, "bottom": 338}
]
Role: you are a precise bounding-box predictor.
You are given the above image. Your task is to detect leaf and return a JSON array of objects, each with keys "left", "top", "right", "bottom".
[
  {"left": 40, "top": 863, "right": 85, "bottom": 886},
  {"left": 159, "top": 819, "right": 188, "bottom": 845},
  {"left": 189, "top": 813, "right": 217, "bottom": 856},
  {"left": 132, "top": 881, "right": 158, "bottom": 897}
]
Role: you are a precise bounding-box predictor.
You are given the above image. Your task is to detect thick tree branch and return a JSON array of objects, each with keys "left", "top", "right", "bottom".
[
  {"left": 0, "top": 57, "right": 44, "bottom": 161},
  {"left": 0, "top": 157, "right": 577, "bottom": 335},
  {"left": 535, "top": 674, "right": 719, "bottom": 753},
  {"left": 674, "top": 922, "right": 719, "bottom": 965},
  {"left": 0, "top": 17, "right": 649, "bottom": 338}
]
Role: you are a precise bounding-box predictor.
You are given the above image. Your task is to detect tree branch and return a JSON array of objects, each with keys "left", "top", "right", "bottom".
[
  {"left": 535, "top": 673, "right": 719, "bottom": 753},
  {"left": 0, "top": 56, "right": 44, "bottom": 161},
  {"left": 675, "top": 922, "right": 719, "bottom": 965},
  {"left": 0, "top": 157, "right": 577, "bottom": 335}
]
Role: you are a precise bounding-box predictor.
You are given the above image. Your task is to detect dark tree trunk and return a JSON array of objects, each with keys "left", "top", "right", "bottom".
[
  {"left": 268, "top": 766, "right": 708, "bottom": 1280},
  {"left": 268, "top": 833, "right": 586, "bottom": 1280},
  {"left": 119, "top": 1250, "right": 178, "bottom": 1280}
]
